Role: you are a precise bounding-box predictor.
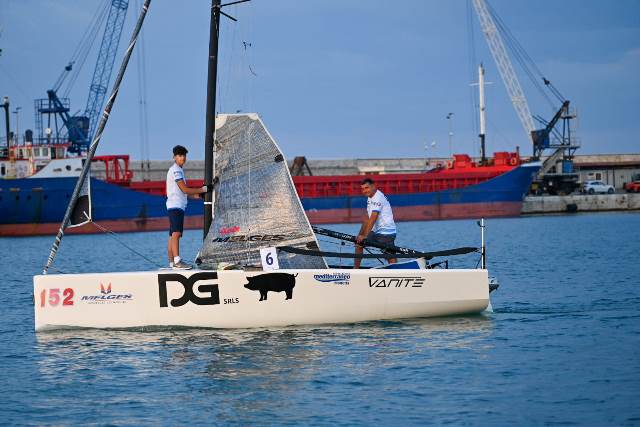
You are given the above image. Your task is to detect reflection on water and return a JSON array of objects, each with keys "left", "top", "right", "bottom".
[
  {"left": 31, "top": 316, "right": 495, "bottom": 424},
  {"left": 36, "top": 315, "right": 494, "bottom": 377}
]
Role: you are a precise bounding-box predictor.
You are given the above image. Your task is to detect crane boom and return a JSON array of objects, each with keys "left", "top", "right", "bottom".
[
  {"left": 84, "top": 0, "right": 129, "bottom": 143},
  {"left": 471, "top": 0, "right": 535, "bottom": 140}
]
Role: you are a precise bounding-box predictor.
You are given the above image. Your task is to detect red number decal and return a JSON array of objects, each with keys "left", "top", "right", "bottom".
[
  {"left": 49, "top": 288, "right": 60, "bottom": 306},
  {"left": 62, "top": 288, "right": 74, "bottom": 306},
  {"left": 40, "top": 289, "right": 46, "bottom": 308}
]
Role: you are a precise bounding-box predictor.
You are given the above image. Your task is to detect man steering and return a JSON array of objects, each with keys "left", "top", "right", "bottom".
[{"left": 355, "top": 178, "right": 397, "bottom": 268}]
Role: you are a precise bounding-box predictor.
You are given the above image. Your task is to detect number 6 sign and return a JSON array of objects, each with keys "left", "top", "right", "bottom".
[{"left": 260, "top": 247, "right": 280, "bottom": 271}]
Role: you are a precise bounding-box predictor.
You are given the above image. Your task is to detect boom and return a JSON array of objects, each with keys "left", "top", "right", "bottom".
[{"left": 472, "top": 0, "right": 535, "bottom": 139}]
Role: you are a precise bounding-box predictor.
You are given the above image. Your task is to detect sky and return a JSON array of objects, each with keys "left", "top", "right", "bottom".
[{"left": 0, "top": 0, "right": 638, "bottom": 161}]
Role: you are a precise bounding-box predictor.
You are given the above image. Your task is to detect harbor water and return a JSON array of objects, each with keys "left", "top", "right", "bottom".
[{"left": 1, "top": 212, "right": 639, "bottom": 425}]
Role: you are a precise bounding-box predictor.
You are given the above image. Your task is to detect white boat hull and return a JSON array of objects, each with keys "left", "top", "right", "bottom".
[{"left": 33, "top": 269, "right": 490, "bottom": 331}]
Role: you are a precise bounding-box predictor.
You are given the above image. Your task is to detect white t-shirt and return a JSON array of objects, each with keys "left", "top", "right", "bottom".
[
  {"left": 367, "top": 189, "right": 396, "bottom": 234},
  {"left": 166, "top": 163, "right": 188, "bottom": 210}
]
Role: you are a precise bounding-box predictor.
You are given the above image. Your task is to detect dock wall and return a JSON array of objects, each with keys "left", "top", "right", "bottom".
[{"left": 522, "top": 194, "right": 640, "bottom": 214}]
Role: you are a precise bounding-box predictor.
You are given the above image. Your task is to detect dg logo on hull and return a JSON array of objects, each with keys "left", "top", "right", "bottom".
[{"left": 158, "top": 272, "right": 220, "bottom": 307}]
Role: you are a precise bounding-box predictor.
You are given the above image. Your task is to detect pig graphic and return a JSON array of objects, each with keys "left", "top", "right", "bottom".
[{"left": 243, "top": 273, "right": 298, "bottom": 301}]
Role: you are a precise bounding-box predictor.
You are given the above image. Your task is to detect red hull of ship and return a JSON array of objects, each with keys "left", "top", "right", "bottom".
[{"left": 306, "top": 201, "right": 524, "bottom": 224}]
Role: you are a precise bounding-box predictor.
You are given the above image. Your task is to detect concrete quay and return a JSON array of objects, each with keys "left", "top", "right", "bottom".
[{"left": 522, "top": 193, "right": 640, "bottom": 214}]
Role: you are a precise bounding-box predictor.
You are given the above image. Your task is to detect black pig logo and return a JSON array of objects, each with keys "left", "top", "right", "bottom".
[{"left": 244, "top": 273, "right": 298, "bottom": 301}]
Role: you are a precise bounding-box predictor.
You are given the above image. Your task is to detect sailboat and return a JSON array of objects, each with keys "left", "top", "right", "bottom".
[{"left": 33, "top": 0, "right": 493, "bottom": 331}]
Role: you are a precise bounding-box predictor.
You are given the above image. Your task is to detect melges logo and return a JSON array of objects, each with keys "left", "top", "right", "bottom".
[
  {"left": 368, "top": 277, "right": 425, "bottom": 288},
  {"left": 81, "top": 283, "right": 133, "bottom": 304},
  {"left": 212, "top": 234, "right": 286, "bottom": 243},
  {"left": 158, "top": 272, "right": 220, "bottom": 307}
]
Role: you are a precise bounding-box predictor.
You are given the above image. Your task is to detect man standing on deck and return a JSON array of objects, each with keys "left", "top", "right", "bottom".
[
  {"left": 355, "top": 178, "right": 397, "bottom": 268},
  {"left": 166, "top": 145, "right": 210, "bottom": 270}
]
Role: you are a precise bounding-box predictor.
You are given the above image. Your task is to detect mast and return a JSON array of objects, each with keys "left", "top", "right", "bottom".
[
  {"left": 203, "top": 0, "right": 250, "bottom": 239},
  {"left": 478, "top": 64, "right": 486, "bottom": 164},
  {"left": 203, "top": 0, "right": 221, "bottom": 238},
  {"left": 43, "top": 0, "right": 151, "bottom": 274}
]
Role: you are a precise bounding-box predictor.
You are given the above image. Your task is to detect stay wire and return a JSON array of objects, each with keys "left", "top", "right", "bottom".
[
  {"left": 63, "top": 1, "right": 110, "bottom": 97},
  {"left": 317, "top": 237, "right": 385, "bottom": 265},
  {"left": 134, "top": 0, "right": 150, "bottom": 176},
  {"left": 485, "top": 2, "right": 558, "bottom": 109},
  {"left": 90, "top": 220, "right": 163, "bottom": 268}
]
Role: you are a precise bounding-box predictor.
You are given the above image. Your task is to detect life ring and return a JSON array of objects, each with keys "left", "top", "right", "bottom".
[
  {"left": 446, "top": 160, "right": 453, "bottom": 169},
  {"left": 509, "top": 157, "right": 518, "bottom": 166}
]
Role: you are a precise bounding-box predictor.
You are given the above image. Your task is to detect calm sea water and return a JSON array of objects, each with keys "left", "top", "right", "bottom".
[{"left": 1, "top": 212, "right": 639, "bottom": 425}]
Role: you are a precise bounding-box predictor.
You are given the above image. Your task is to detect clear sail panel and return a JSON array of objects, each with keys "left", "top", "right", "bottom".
[{"left": 198, "top": 114, "right": 326, "bottom": 270}]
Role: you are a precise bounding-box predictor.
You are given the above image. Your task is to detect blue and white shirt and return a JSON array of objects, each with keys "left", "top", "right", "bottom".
[
  {"left": 166, "top": 163, "right": 188, "bottom": 210},
  {"left": 367, "top": 189, "right": 396, "bottom": 234}
]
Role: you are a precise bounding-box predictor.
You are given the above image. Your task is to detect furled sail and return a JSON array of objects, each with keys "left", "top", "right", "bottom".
[
  {"left": 68, "top": 172, "right": 92, "bottom": 228},
  {"left": 198, "top": 114, "right": 327, "bottom": 269}
]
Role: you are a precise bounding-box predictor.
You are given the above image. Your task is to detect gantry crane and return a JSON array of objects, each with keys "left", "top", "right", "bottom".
[
  {"left": 471, "top": 0, "right": 580, "bottom": 194},
  {"left": 35, "top": 0, "right": 129, "bottom": 154}
]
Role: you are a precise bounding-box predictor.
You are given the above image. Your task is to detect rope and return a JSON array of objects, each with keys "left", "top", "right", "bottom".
[{"left": 90, "top": 220, "right": 163, "bottom": 268}]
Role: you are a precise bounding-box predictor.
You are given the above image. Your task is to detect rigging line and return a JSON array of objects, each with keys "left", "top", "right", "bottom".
[
  {"left": 67, "top": 0, "right": 108, "bottom": 64},
  {"left": 486, "top": 2, "right": 557, "bottom": 108},
  {"left": 364, "top": 246, "right": 385, "bottom": 265},
  {"left": 246, "top": 1, "right": 255, "bottom": 112},
  {"left": 90, "top": 220, "right": 163, "bottom": 268},
  {"left": 44, "top": 0, "right": 151, "bottom": 274},
  {"left": 219, "top": 5, "right": 239, "bottom": 113},
  {"left": 63, "top": 2, "right": 110, "bottom": 97},
  {"left": 59, "top": 0, "right": 106, "bottom": 93},
  {"left": 489, "top": 3, "right": 548, "bottom": 84},
  {"left": 47, "top": 265, "right": 67, "bottom": 274},
  {"left": 0, "top": 64, "right": 32, "bottom": 102},
  {"left": 492, "top": 15, "right": 546, "bottom": 100},
  {"left": 135, "top": 0, "right": 150, "bottom": 177},
  {"left": 485, "top": 114, "right": 513, "bottom": 150}
]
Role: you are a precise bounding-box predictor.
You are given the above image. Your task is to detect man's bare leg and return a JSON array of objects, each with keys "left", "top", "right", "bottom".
[
  {"left": 168, "top": 237, "right": 174, "bottom": 266},
  {"left": 170, "top": 232, "right": 181, "bottom": 262},
  {"left": 354, "top": 244, "right": 364, "bottom": 269}
]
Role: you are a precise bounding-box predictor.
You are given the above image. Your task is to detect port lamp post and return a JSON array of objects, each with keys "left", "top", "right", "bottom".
[
  {"left": 13, "top": 106, "right": 21, "bottom": 146},
  {"left": 446, "top": 112, "right": 454, "bottom": 157},
  {"left": 2, "top": 97, "right": 10, "bottom": 151}
]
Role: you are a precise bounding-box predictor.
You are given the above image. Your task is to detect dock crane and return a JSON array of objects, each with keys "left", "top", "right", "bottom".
[
  {"left": 471, "top": 0, "right": 580, "bottom": 195},
  {"left": 35, "top": 0, "right": 129, "bottom": 154}
]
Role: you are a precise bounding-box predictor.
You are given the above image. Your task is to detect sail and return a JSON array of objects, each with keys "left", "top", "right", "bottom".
[
  {"left": 68, "top": 171, "right": 92, "bottom": 228},
  {"left": 198, "top": 114, "right": 327, "bottom": 270}
]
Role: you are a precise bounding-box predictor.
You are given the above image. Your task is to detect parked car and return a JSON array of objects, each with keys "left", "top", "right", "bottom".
[
  {"left": 582, "top": 180, "right": 615, "bottom": 194},
  {"left": 623, "top": 174, "right": 640, "bottom": 193}
]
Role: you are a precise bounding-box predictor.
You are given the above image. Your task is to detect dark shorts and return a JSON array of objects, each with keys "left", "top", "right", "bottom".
[
  {"left": 168, "top": 208, "right": 184, "bottom": 235},
  {"left": 367, "top": 232, "right": 396, "bottom": 250}
]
